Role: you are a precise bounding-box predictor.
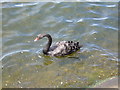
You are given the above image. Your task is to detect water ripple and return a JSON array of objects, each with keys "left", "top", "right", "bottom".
[
  {"left": 90, "top": 24, "right": 118, "bottom": 31},
  {"left": 2, "top": 2, "right": 41, "bottom": 8},
  {"left": 5, "top": 15, "right": 26, "bottom": 26},
  {"left": 103, "top": 25, "right": 118, "bottom": 31},
  {"left": 89, "top": 3, "right": 117, "bottom": 8},
  {"left": 92, "top": 17, "right": 108, "bottom": 20},
  {"left": 0, "top": 50, "right": 30, "bottom": 61},
  {"left": 80, "top": 30, "right": 98, "bottom": 38},
  {"left": 76, "top": 17, "right": 108, "bottom": 22},
  {"left": 14, "top": 2, "right": 40, "bottom": 7},
  {"left": 84, "top": 43, "right": 118, "bottom": 61},
  {"left": 88, "top": 10, "right": 101, "bottom": 15}
]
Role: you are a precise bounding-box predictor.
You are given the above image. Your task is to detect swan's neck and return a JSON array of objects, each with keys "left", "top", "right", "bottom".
[{"left": 43, "top": 34, "right": 52, "bottom": 54}]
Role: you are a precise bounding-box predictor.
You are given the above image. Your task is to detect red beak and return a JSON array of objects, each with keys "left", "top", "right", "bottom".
[{"left": 34, "top": 37, "right": 39, "bottom": 42}]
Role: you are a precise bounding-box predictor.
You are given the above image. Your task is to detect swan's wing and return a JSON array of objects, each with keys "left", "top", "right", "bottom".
[
  {"left": 48, "top": 41, "right": 82, "bottom": 56},
  {"left": 48, "top": 44, "right": 66, "bottom": 56}
]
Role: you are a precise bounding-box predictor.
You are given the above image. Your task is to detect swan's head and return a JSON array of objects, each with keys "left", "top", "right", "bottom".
[{"left": 34, "top": 34, "right": 46, "bottom": 42}]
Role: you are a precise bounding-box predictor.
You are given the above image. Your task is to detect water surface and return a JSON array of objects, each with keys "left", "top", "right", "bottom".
[{"left": 2, "top": 2, "right": 118, "bottom": 88}]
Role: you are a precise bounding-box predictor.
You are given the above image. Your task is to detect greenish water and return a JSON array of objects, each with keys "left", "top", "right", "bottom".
[{"left": 2, "top": 2, "right": 118, "bottom": 88}]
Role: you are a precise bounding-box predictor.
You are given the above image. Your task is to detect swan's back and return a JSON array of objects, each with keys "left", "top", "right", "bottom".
[{"left": 48, "top": 41, "right": 82, "bottom": 56}]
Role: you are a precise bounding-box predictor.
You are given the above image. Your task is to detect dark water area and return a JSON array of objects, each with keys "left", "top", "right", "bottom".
[{"left": 1, "top": 2, "right": 118, "bottom": 88}]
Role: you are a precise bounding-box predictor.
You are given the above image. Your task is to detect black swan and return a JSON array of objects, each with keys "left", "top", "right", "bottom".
[{"left": 34, "top": 34, "right": 83, "bottom": 56}]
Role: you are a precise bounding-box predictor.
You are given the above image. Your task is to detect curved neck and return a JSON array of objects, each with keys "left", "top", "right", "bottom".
[{"left": 43, "top": 34, "right": 52, "bottom": 54}]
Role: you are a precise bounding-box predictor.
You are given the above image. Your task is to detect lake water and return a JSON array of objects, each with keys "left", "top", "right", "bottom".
[{"left": 1, "top": 2, "right": 118, "bottom": 88}]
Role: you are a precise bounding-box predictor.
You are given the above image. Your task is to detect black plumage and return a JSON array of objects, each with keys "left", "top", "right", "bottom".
[{"left": 34, "top": 34, "right": 83, "bottom": 56}]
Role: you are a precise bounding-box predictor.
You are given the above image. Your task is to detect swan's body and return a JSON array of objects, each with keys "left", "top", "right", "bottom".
[{"left": 34, "top": 34, "right": 82, "bottom": 56}]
